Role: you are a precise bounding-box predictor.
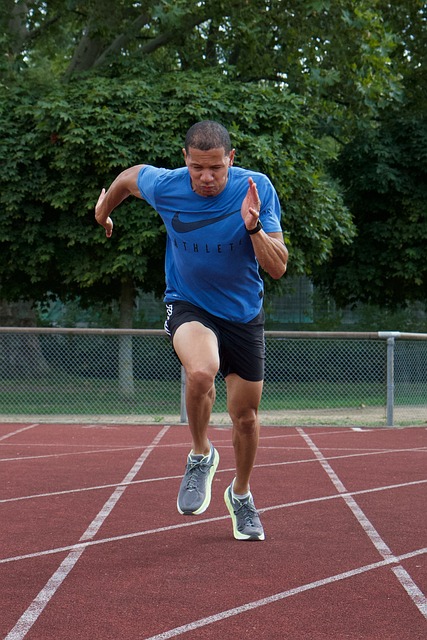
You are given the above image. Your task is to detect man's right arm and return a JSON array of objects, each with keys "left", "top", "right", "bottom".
[{"left": 95, "top": 164, "right": 145, "bottom": 237}]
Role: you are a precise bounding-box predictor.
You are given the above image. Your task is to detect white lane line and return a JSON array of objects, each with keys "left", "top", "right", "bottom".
[
  {"left": 4, "top": 425, "right": 170, "bottom": 640},
  {"left": 143, "top": 548, "right": 427, "bottom": 640},
  {"left": 392, "top": 566, "right": 427, "bottom": 617},
  {"left": 2, "top": 479, "right": 426, "bottom": 566},
  {"left": 298, "top": 429, "right": 395, "bottom": 559},
  {"left": 1, "top": 426, "right": 425, "bottom": 462},
  {"left": 0, "top": 445, "right": 162, "bottom": 462},
  {"left": 2, "top": 446, "right": 425, "bottom": 504},
  {"left": 0, "top": 442, "right": 148, "bottom": 449},
  {"left": 0, "top": 424, "right": 40, "bottom": 441},
  {"left": 0, "top": 517, "right": 229, "bottom": 565},
  {"left": 0, "top": 438, "right": 206, "bottom": 461},
  {"left": 298, "top": 428, "right": 427, "bottom": 620}
]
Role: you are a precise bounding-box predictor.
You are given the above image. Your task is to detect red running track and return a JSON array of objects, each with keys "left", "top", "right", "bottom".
[{"left": 0, "top": 422, "right": 426, "bottom": 639}]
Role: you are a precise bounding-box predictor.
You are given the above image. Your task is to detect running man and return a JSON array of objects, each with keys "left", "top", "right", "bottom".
[{"left": 95, "top": 120, "right": 288, "bottom": 540}]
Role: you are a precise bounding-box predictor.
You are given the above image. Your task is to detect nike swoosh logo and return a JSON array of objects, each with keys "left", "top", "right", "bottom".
[{"left": 172, "top": 210, "right": 239, "bottom": 233}]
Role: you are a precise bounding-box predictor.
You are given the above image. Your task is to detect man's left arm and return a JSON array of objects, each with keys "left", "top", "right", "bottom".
[
  {"left": 249, "top": 231, "right": 288, "bottom": 279},
  {"left": 241, "top": 177, "right": 288, "bottom": 279}
]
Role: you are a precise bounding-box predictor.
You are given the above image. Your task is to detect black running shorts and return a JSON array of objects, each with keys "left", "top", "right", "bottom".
[{"left": 164, "top": 301, "right": 265, "bottom": 382}]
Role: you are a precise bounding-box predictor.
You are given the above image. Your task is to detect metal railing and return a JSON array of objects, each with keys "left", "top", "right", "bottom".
[{"left": 0, "top": 328, "right": 426, "bottom": 427}]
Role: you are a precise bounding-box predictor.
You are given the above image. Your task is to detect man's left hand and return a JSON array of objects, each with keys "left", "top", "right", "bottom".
[{"left": 241, "top": 178, "right": 261, "bottom": 231}]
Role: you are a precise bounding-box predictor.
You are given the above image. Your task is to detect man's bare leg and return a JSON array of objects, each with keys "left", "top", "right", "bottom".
[
  {"left": 223, "top": 374, "right": 265, "bottom": 539},
  {"left": 173, "top": 321, "right": 219, "bottom": 455},
  {"left": 225, "top": 374, "right": 263, "bottom": 494},
  {"left": 174, "top": 321, "right": 220, "bottom": 515}
]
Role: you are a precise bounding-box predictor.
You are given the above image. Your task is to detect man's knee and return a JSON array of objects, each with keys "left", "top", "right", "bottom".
[
  {"left": 231, "top": 408, "right": 259, "bottom": 436},
  {"left": 185, "top": 366, "right": 216, "bottom": 396}
]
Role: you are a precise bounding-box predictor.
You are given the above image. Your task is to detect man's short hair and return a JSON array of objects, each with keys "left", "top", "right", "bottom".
[{"left": 184, "top": 120, "right": 232, "bottom": 155}]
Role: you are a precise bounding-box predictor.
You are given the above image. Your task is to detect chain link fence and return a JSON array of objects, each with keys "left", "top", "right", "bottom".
[{"left": 0, "top": 328, "right": 426, "bottom": 427}]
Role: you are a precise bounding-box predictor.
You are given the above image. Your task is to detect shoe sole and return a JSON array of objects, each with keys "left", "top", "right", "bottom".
[
  {"left": 224, "top": 487, "right": 265, "bottom": 541},
  {"left": 177, "top": 448, "right": 220, "bottom": 515}
]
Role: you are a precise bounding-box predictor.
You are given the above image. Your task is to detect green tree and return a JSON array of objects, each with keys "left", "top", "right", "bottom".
[
  {"left": 312, "top": 112, "right": 427, "bottom": 308},
  {"left": 311, "top": 1, "right": 427, "bottom": 309},
  {"left": 1, "top": 0, "right": 424, "bottom": 320},
  {"left": 1, "top": 0, "right": 410, "bottom": 124},
  {"left": 0, "top": 71, "right": 353, "bottom": 307}
]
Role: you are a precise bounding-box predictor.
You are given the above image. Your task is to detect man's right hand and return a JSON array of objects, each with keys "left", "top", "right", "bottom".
[{"left": 95, "top": 188, "right": 114, "bottom": 238}]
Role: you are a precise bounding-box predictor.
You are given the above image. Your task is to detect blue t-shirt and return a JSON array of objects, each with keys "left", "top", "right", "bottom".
[{"left": 137, "top": 165, "right": 282, "bottom": 322}]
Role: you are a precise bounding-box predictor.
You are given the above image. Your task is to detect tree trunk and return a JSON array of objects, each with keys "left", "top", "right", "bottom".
[{"left": 118, "top": 278, "right": 135, "bottom": 396}]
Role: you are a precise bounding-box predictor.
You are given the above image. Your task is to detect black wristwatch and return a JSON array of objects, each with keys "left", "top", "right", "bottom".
[{"left": 247, "top": 220, "right": 263, "bottom": 235}]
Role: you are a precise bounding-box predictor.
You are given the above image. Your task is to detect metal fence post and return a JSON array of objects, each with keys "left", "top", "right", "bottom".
[
  {"left": 180, "top": 365, "right": 187, "bottom": 423},
  {"left": 378, "top": 332, "right": 401, "bottom": 427}
]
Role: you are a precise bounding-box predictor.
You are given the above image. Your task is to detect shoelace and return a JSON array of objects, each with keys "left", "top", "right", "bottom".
[
  {"left": 185, "top": 458, "right": 209, "bottom": 490},
  {"left": 234, "top": 498, "right": 258, "bottom": 526}
]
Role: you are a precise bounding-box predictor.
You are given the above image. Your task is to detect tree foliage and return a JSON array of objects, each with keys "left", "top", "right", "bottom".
[
  {"left": 0, "top": 70, "right": 353, "bottom": 306},
  {"left": 312, "top": 112, "right": 427, "bottom": 307},
  {"left": 0, "top": 0, "right": 426, "bottom": 316},
  {"left": 2, "top": 0, "right": 411, "bottom": 123},
  {"left": 310, "top": 1, "right": 427, "bottom": 308}
]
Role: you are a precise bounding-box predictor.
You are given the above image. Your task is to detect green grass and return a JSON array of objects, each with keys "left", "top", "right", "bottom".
[
  {"left": 2, "top": 375, "right": 425, "bottom": 417},
  {"left": 0, "top": 377, "right": 181, "bottom": 415},
  {"left": 260, "top": 381, "right": 387, "bottom": 411}
]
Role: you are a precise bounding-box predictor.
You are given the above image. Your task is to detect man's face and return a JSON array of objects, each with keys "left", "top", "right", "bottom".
[{"left": 183, "top": 146, "right": 235, "bottom": 197}]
